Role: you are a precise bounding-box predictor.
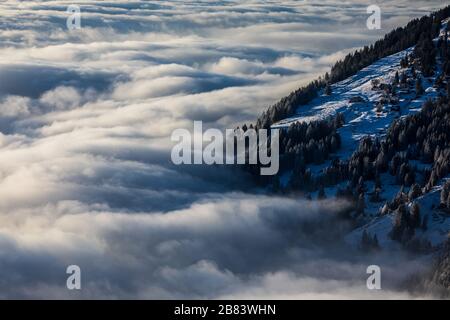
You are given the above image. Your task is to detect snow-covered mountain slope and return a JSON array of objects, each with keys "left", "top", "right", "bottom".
[
  {"left": 347, "top": 183, "right": 450, "bottom": 250},
  {"left": 273, "top": 17, "right": 450, "bottom": 129},
  {"left": 272, "top": 18, "right": 450, "bottom": 251},
  {"left": 272, "top": 46, "right": 438, "bottom": 163},
  {"left": 273, "top": 18, "right": 449, "bottom": 164}
]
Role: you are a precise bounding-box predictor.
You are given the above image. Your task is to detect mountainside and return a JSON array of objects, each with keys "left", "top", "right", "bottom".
[
  {"left": 243, "top": 8, "right": 450, "bottom": 290},
  {"left": 271, "top": 17, "right": 450, "bottom": 251},
  {"left": 255, "top": 6, "right": 450, "bottom": 130}
]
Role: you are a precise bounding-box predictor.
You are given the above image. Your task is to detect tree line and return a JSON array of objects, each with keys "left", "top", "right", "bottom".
[{"left": 255, "top": 5, "right": 450, "bottom": 130}]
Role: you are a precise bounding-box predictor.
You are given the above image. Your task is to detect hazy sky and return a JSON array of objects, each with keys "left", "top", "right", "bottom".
[{"left": 0, "top": 0, "right": 445, "bottom": 298}]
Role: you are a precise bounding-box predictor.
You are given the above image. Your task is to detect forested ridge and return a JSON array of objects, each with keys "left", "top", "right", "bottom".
[
  {"left": 255, "top": 5, "right": 450, "bottom": 130},
  {"left": 234, "top": 6, "right": 450, "bottom": 263}
]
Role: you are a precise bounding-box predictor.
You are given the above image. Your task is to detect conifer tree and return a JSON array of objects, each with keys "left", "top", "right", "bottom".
[{"left": 325, "top": 83, "right": 332, "bottom": 96}]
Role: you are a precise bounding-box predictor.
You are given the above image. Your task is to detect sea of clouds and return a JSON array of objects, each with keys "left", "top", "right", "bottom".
[{"left": 0, "top": 0, "right": 444, "bottom": 298}]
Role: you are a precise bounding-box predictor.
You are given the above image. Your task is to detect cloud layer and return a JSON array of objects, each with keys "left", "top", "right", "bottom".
[{"left": 0, "top": 0, "right": 444, "bottom": 298}]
